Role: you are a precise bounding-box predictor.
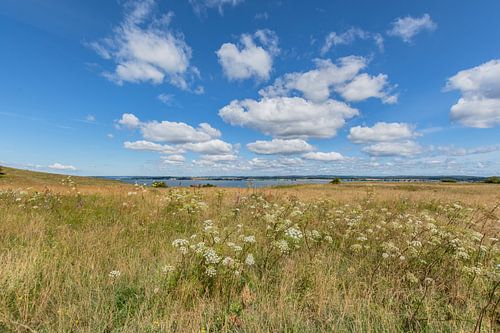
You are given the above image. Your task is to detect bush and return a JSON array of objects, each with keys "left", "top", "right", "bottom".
[
  {"left": 484, "top": 176, "right": 500, "bottom": 184},
  {"left": 0, "top": 166, "right": 4, "bottom": 176},
  {"left": 329, "top": 178, "right": 341, "bottom": 184},
  {"left": 440, "top": 178, "right": 457, "bottom": 183},
  {"left": 151, "top": 181, "right": 167, "bottom": 188}
]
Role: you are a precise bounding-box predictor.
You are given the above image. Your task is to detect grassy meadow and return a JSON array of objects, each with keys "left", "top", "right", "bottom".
[{"left": 0, "top": 166, "right": 499, "bottom": 332}]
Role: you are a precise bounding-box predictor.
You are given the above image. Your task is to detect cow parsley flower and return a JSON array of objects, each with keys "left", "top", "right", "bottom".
[
  {"left": 285, "top": 227, "right": 303, "bottom": 241},
  {"left": 204, "top": 248, "right": 221, "bottom": 264},
  {"left": 243, "top": 235, "right": 256, "bottom": 244},
  {"left": 161, "top": 265, "right": 175, "bottom": 275},
  {"left": 245, "top": 254, "right": 255, "bottom": 266},
  {"left": 205, "top": 266, "right": 217, "bottom": 277},
  {"left": 109, "top": 270, "right": 121, "bottom": 278}
]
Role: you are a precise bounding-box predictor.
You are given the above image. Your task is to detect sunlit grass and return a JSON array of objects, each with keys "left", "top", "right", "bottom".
[{"left": 0, "top": 172, "right": 498, "bottom": 332}]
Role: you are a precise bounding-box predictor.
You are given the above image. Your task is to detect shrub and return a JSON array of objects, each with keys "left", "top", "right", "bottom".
[
  {"left": 440, "top": 178, "right": 457, "bottom": 183},
  {"left": 329, "top": 177, "right": 341, "bottom": 184},
  {"left": 484, "top": 176, "right": 500, "bottom": 184},
  {"left": 151, "top": 181, "right": 167, "bottom": 188}
]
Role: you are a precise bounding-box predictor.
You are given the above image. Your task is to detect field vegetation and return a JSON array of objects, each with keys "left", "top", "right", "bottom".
[{"left": 0, "top": 167, "right": 499, "bottom": 332}]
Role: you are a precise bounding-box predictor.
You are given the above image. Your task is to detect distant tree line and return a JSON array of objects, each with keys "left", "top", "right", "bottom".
[{"left": 484, "top": 176, "right": 500, "bottom": 184}]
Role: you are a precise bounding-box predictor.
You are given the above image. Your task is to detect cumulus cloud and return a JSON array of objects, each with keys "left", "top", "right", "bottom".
[
  {"left": 362, "top": 141, "right": 423, "bottom": 157},
  {"left": 119, "top": 114, "right": 237, "bottom": 167},
  {"left": 161, "top": 154, "right": 185, "bottom": 164},
  {"left": 118, "top": 113, "right": 141, "bottom": 129},
  {"left": 88, "top": 0, "right": 195, "bottom": 89},
  {"left": 216, "top": 29, "right": 279, "bottom": 81},
  {"left": 445, "top": 59, "right": 500, "bottom": 128},
  {"left": 336, "top": 73, "right": 397, "bottom": 103},
  {"left": 348, "top": 122, "right": 417, "bottom": 143},
  {"left": 321, "top": 28, "right": 384, "bottom": 54},
  {"left": 195, "top": 154, "right": 238, "bottom": 163},
  {"left": 260, "top": 56, "right": 397, "bottom": 104},
  {"left": 181, "top": 139, "right": 234, "bottom": 155},
  {"left": 48, "top": 163, "right": 77, "bottom": 171},
  {"left": 140, "top": 120, "right": 220, "bottom": 143},
  {"left": 388, "top": 14, "right": 437, "bottom": 42},
  {"left": 434, "top": 144, "right": 500, "bottom": 156},
  {"left": 219, "top": 96, "right": 358, "bottom": 139},
  {"left": 302, "top": 151, "right": 344, "bottom": 161},
  {"left": 247, "top": 139, "right": 314, "bottom": 155},
  {"left": 124, "top": 140, "right": 182, "bottom": 154},
  {"left": 189, "top": 0, "right": 243, "bottom": 15}
]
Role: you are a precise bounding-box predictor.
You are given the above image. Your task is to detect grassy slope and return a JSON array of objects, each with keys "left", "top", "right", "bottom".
[
  {"left": 0, "top": 166, "right": 129, "bottom": 192},
  {"left": 0, "top": 167, "right": 499, "bottom": 332}
]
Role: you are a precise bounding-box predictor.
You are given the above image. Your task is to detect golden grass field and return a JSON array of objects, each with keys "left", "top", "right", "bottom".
[{"left": 0, "top": 166, "right": 499, "bottom": 332}]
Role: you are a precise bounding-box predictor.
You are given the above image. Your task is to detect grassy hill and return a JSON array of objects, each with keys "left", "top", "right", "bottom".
[{"left": 0, "top": 166, "right": 125, "bottom": 190}]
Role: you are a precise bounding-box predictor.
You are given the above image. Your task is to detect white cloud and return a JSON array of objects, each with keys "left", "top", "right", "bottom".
[
  {"left": 247, "top": 139, "right": 314, "bottom": 155},
  {"left": 48, "top": 163, "right": 77, "bottom": 171},
  {"left": 85, "top": 114, "right": 96, "bottom": 122},
  {"left": 260, "top": 56, "right": 396, "bottom": 104},
  {"left": 445, "top": 59, "right": 500, "bottom": 128},
  {"left": 219, "top": 96, "right": 358, "bottom": 139},
  {"left": 302, "top": 151, "right": 344, "bottom": 161},
  {"left": 216, "top": 30, "right": 278, "bottom": 81},
  {"left": 321, "top": 28, "right": 384, "bottom": 55},
  {"left": 89, "top": 0, "right": 194, "bottom": 89},
  {"left": 181, "top": 139, "right": 233, "bottom": 155},
  {"left": 434, "top": 144, "right": 500, "bottom": 156},
  {"left": 118, "top": 113, "right": 141, "bottom": 129},
  {"left": 388, "top": 14, "right": 437, "bottom": 43},
  {"left": 124, "top": 140, "right": 182, "bottom": 154},
  {"left": 157, "top": 93, "right": 174, "bottom": 105},
  {"left": 120, "top": 114, "right": 237, "bottom": 164},
  {"left": 196, "top": 154, "right": 238, "bottom": 163},
  {"left": 348, "top": 122, "right": 417, "bottom": 143},
  {"left": 161, "top": 154, "right": 185, "bottom": 164},
  {"left": 363, "top": 141, "right": 423, "bottom": 157},
  {"left": 140, "top": 120, "right": 220, "bottom": 143},
  {"left": 107, "top": 133, "right": 114, "bottom": 139},
  {"left": 336, "top": 73, "right": 397, "bottom": 103},
  {"left": 189, "top": 0, "right": 243, "bottom": 15}
]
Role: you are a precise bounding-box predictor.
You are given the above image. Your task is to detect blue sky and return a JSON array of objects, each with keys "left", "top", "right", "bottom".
[{"left": 1, "top": 0, "right": 499, "bottom": 176}]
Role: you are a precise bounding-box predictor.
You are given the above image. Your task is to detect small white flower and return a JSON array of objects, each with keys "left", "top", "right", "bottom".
[
  {"left": 324, "top": 235, "right": 333, "bottom": 243},
  {"left": 109, "top": 270, "right": 121, "bottom": 278},
  {"left": 172, "top": 239, "right": 189, "bottom": 247},
  {"left": 245, "top": 254, "right": 255, "bottom": 266},
  {"left": 204, "top": 248, "right": 221, "bottom": 264},
  {"left": 274, "top": 239, "right": 290, "bottom": 254},
  {"left": 243, "top": 235, "right": 256, "bottom": 244},
  {"left": 161, "top": 265, "right": 175, "bottom": 275},
  {"left": 205, "top": 266, "right": 217, "bottom": 277},
  {"left": 382, "top": 253, "right": 389, "bottom": 259}
]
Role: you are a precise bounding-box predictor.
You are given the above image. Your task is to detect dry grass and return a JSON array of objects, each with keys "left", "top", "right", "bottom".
[{"left": 0, "top": 167, "right": 499, "bottom": 332}]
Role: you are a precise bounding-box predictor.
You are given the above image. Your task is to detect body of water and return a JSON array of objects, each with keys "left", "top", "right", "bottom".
[
  {"left": 102, "top": 175, "right": 486, "bottom": 188},
  {"left": 108, "top": 177, "right": 332, "bottom": 188}
]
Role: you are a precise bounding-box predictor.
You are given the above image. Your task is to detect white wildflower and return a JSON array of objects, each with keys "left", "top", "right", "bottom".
[
  {"left": 245, "top": 254, "right": 255, "bottom": 266},
  {"left": 204, "top": 248, "right": 221, "bottom": 264},
  {"left": 109, "top": 270, "right": 121, "bottom": 278},
  {"left": 243, "top": 235, "right": 256, "bottom": 244},
  {"left": 285, "top": 226, "right": 303, "bottom": 241},
  {"left": 205, "top": 266, "right": 217, "bottom": 277},
  {"left": 161, "top": 265, "right": 175, "bottom": 275}
]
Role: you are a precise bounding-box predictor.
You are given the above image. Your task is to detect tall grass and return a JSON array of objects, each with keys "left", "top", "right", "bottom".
[{"left": 0, "top": 181, "right": 498, "bottom": 332}]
